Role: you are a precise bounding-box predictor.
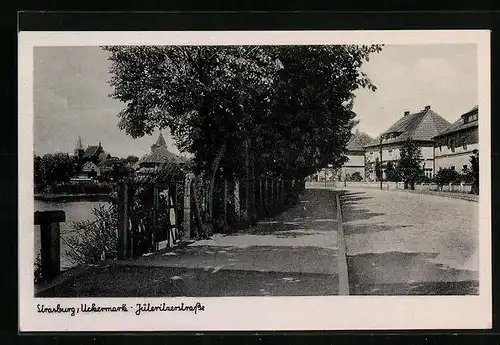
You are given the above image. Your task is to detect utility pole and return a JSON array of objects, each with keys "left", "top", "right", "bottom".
[{"left": 379, "top": 137, "right": 383, "bottom": 190}]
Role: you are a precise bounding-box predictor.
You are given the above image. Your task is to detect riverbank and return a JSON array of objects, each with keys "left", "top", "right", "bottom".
[{"left": 35, "top": 193, "right": 111, "bottom": 202}]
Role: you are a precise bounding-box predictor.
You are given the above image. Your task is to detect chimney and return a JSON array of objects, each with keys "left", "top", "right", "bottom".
[
  {"left": 404, "top": 111, "right": 410, "bottom": 116},
  {"left": 424, "top": 105, "right": 431, "bottom": 111}
]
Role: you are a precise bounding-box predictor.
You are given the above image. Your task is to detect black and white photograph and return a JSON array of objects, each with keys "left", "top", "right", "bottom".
[{"left": 19, "top": 30, "right": 491, "bottom": 331}]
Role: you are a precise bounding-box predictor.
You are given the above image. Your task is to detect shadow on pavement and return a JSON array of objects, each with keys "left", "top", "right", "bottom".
[
  {"left": 36, "top": 264, "right": 339, "bottom": 297},
  {"left": 343, "top": 223, "right": 410, "bottom": 235},
  {"left": 342, "top": 206, "right": 385, "bottom": 222},
  {"left": 347, "top": 251, "right": 479, "bottom": 295}
]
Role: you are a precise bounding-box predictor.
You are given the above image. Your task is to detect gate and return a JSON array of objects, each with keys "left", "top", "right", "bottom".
[{"left": 117, "top": 179, "right": 185, "bottom": 259}]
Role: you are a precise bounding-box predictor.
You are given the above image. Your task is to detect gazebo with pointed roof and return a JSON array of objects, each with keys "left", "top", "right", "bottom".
[{"left": 135, "top": 132, "right": 185, "bottom": 174}]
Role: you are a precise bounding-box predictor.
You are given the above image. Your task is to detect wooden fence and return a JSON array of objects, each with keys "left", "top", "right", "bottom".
[{"left": 117, "top": 175, "right": 305, "bottom": 259}]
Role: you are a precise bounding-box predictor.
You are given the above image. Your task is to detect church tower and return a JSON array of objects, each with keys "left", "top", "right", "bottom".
[{"left": 74, "top": 136, "right": 84, "bottom": 158}]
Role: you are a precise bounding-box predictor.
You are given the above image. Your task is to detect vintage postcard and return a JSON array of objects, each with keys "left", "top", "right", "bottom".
[{"left": 18, "top": 30, "right": 491, "bottom": 331}]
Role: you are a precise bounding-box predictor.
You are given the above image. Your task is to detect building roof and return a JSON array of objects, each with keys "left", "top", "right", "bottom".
[
  {"left": 137, "top": 145, "right": 183, "bottom": 166},
  {"left": 364, "top": 106, "right": 451, "bottom": 148},
  {"left": 83, "top": 145, "right": 101, "bottom": 158},
  {"left": 82, "top": 161, "right": 99, "bottom": 169},
  {"left": 346, "top": 131, "right": 372, "bottom": 151},
  {"left": 433, "top": 105, "right": 478, "bottom": 139},
  {"left": 99, "top": 156, "right": 121, "bottom": 168},
  {"left": 155, "top": 132, "right": 167, "bottom": 147}
]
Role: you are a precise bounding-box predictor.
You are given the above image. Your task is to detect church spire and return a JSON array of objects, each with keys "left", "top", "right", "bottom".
[
  {"left": 75, "top": 136, "right": 84, "bottom": 158},
  {"left": 76, "top": 136, "right": 83, "bottom": 150}
]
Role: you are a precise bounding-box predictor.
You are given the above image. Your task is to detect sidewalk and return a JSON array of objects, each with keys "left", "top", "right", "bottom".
[
  {"left": 338, "top": 188, "right": 479, "bottom": 295},
  {"left": 37, "top": 189, "right": 342, "bottom": 297}
]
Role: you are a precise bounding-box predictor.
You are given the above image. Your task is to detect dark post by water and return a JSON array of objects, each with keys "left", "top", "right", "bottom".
[
  {"left": 34, "top": 210, "right": 65, "bottom": 280},
  {"left": 117, "top": 182, "right": 130, "bottom": 259}
]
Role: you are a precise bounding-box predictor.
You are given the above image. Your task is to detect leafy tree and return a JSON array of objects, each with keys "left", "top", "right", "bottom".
[
  {"left": 374, "top": 158, "right": 382, "bottom": 181},
  {"left": 398, "top": 139, "right": 425, "bottom": 189},
  {"left": 470, "top": 150, "right": 479, "bottom": 194},
  {"left": 103, "top": 45, "right": 382, "bottom": 232},
  {"left": 34, "top": 155, "right": 43, "bottom": 189},
  {"left": 385, "top": 160, "right": 401, "bottom": 182},
  {"left": 35, "top": 153, "right": 78, "bottom": 190},
  {"left": 104, "top": 45, "right": 281, "bottom": 234}
]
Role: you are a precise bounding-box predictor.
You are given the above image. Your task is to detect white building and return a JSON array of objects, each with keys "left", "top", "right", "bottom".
[
  {"left": 433, "top": 105, "right": 478, "bottom": 173},
  {"left": 338, "top": 131, "right": 372, "bottom": 181},
  {"left": 363, "top": 105, "right": 451, "bottom": 181}
]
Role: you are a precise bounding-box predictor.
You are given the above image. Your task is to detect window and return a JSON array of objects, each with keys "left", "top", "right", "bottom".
[
  {"left": 464, "top": 113, "right": 478, "bottom": 124},
  {"left": 451, "top": 166, "right": 455, "bottom": 171},
  {"left": 463, "top": 165, "right": 468, "bottom": 173}
]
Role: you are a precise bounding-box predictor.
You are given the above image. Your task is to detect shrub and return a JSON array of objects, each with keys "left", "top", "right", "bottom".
[
  {"left": 435, "top": 168, "right": 462, "bottom": 186},
  {"left": 64, "top": 204, "right": 118, "bottom": 265},
  {"left": 349, "top": 172, "right": 364, "bottom": 182},
  {"left": 34, "top": 253, "right": 43, "bottom": 284}
]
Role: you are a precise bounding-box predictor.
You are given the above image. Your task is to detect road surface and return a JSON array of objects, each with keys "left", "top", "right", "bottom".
[{"left": 339, "top": 188, "right": 479, "bottom": 295}]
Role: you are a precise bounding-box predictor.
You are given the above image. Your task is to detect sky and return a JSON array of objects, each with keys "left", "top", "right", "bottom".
[{"left": 33, "top": 44, "right": 478, "bottom": 157}]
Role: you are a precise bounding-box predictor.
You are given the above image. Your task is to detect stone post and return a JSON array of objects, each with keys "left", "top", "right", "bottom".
[{"left": 35, "top": 210, "right": 65, "bottom": 280}]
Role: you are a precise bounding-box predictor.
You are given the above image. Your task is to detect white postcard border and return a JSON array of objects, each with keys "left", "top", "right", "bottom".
[{"left": 18, "top": 30, "right": 492, "bottom": 332}]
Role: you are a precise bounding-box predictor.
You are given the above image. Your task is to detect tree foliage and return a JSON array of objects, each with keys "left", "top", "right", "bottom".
[
  {"left": 385, "top": 160, "right": 401, "bottom": 182},
  {"left": 397, "top": 139, "right": 425, "bottom": 189},
  {"left": 103, "top": 44, "right": 383, "bottom": 226},
  {"left": 435, "top": 167, "right": 462, "bottom": 186},
  {"left": 470, "top": 150, "right": 479, "bottom": 194},
  {"left": 34, "top": 153, "right": 79, "bottom": 190},
  {"left": 104, "top": 45, "right": 381, "bottom": 178}
]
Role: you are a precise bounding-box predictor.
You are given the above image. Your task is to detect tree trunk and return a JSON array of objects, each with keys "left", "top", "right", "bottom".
[
  {"left": 191, "top": 176, "right": 206, "bottom": 239},
  {"left": 207, "top": 142, "right": 226, "bottom": 223}
]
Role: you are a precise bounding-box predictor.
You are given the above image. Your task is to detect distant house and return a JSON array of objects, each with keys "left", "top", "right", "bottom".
[
  {"left": 135, "top": 133, "right": 185, "bottom": 175},
  {"left": 433, "top": 105, "right": 479, "bottom": 173},
  {"left": 364, "top": 105, "right": 451, "bottom": 181},
  {"left": 81, "top": 161, "right": 101, "bottom": 178},
  {"left": 74, "top": 136, "right": 108, "bottom": 164},
  {"left": 74, "top": 136, "right": 113, "bottom": 180},
  {"left": 338, "top": 131, "right": 372, "bottom": 181}
]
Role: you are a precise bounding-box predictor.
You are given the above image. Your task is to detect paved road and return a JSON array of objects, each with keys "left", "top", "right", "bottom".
[
  {"left": 339, "top": 188, "right": 479, "bottom": 295},
  {"left": 37, "top": 189, "right": 342, "bottom": 297}
]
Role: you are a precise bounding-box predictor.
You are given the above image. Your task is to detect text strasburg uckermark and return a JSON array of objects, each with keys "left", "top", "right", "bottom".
[{"left": 36, "top": 302, "right": 206, "bottom": 316}]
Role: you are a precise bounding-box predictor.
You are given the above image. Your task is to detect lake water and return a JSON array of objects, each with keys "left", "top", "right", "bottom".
[{"left": 34, "top": 200, "right": 107, "bottom": 269}]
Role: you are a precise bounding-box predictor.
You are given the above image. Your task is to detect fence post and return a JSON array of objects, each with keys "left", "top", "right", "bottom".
[
  {"left": 117, "top": 182, "right": 130, "bottom": 260},
  {"left": 35, "top": 210, "right": 65, "bottom": 280},
  {"left": 182, "top": 173, "right": 194, "bottom": 242},
  {"left": 258, "top": 178, "right": 263, "bottom": 216},
  {"left": 270, "top": 179, "right": 275, "bottom": 213},
  {"left": 234, "top": 180, "right": 240, "bottom": 220},
  {"left": 152, "top": 185, "right": 159, "bottom": 252},
  {"left": 280, "top": 179, "right": 285, "bottom": 208},
  {"left": 223, "top": 179, "right": 228, "bottom": 226},
  {"left": 263, "top": 177, "right": 267, "bottom": 215}
]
